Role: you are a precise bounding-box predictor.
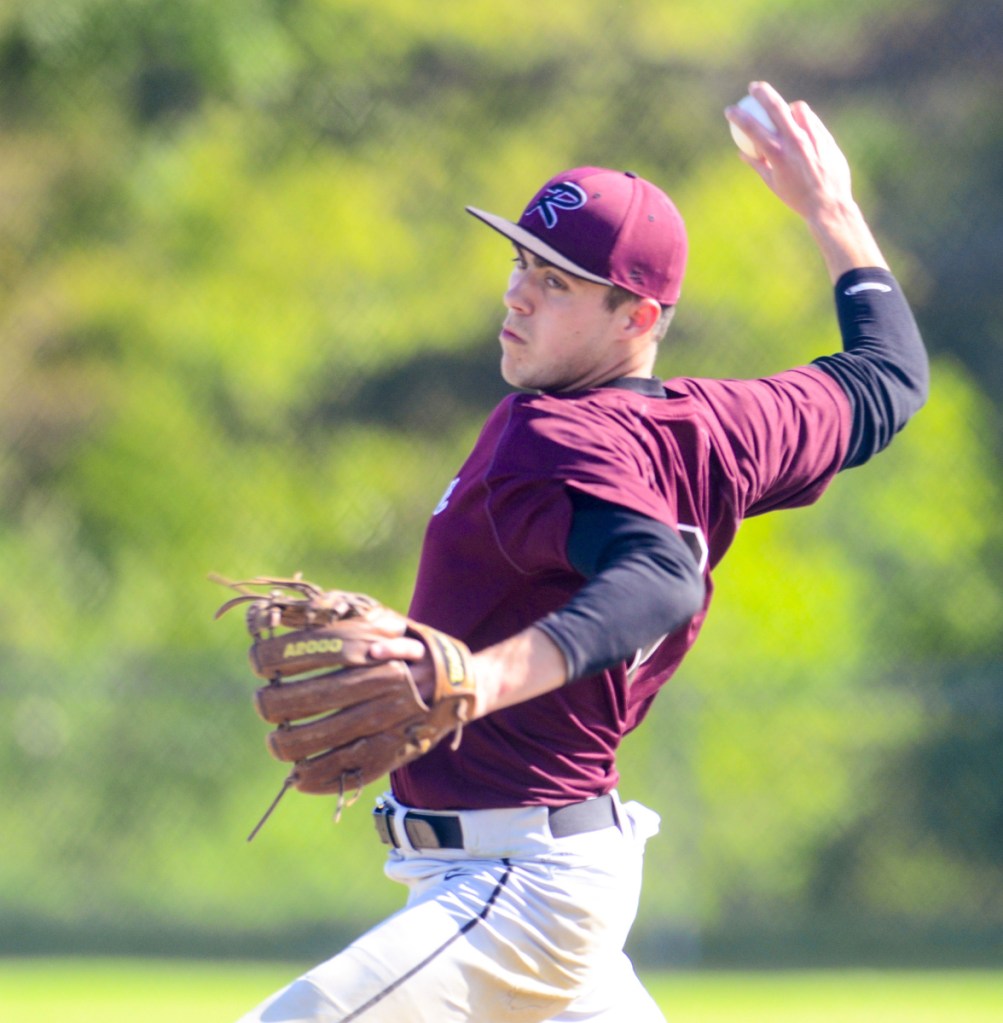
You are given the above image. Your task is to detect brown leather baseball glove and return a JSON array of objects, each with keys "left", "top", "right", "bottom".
[{"left": 214, "top": 575, "right": 477, "bottom": 836}]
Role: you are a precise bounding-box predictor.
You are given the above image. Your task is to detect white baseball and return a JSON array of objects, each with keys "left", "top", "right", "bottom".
[{"left": 729, "top": 94, "right": 777, "bottom": 158}]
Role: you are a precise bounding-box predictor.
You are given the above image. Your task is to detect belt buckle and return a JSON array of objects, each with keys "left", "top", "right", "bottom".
[
  {"left": 403, "top": 816, "right": 442, "bottom": 850},
  {"left": 372, "top": 799, "right": 399, "bottom": 848}
]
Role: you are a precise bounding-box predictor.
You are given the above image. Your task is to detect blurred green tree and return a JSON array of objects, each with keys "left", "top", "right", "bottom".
[{"left": 0, "top": 0, "right": 999, "bottom": 963}]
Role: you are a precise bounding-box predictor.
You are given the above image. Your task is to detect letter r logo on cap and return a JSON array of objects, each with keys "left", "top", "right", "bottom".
[{"left": 526, "top": 182, "right": 587, "bottom": 229}]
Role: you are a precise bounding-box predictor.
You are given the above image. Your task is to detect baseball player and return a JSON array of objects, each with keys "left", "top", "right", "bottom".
[{"left": 237, "top": 81, "right": 928, "bottom": 1022}]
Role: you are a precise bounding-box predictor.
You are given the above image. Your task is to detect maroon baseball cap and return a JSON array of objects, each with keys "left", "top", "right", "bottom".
[{"left": 466, "top": 166, "right": 687, "bottom": 304}]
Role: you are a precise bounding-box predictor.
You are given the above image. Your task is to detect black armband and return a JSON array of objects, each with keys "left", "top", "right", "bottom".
[{"left": 813, "top": 267, "right": 929, "bottom": 469}]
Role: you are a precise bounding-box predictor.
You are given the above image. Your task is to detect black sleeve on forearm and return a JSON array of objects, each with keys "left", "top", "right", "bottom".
[
  {"left": 812, "top": 267, "right": 929, "bottom": 470},
  {"left": 535, "top": 491, "right": 706, "bottom": 683}
]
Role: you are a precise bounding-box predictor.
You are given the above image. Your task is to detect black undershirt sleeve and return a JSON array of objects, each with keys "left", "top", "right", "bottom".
[
  {"left": 812, "top": 267, "right": 929, "bottom": 469},
  {"left": 535, "top": 491, "right": 706, "bottom": 683}
]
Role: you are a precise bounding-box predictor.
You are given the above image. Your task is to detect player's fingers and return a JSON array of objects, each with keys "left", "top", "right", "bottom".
[
  {"left": 368, "top": 636, "right": 425, "bottom": 662},
  {"left": 792, "top": 100, "right": 854, "bottom": 185},
  {"left": 724, "top": 104, "right": 778, "bottom": 163},
  {"left": 789, "top": 100, "right": 831, "bottom": 152},
  {"left": 788, "top": 99, "right": 811, "bottom": 132},
  {"left": 728, "top": 134, "right": 777, "bottom": 182},
  {"left": 738, "top": 149, "right": 775, "bottom": 185},
  {"left": 747, "top": 80, "right": 798, "bottom": 136}
]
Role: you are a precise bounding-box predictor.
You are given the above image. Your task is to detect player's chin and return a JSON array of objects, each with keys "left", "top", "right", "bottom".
[
  {"left": 500, "top": 353, "right": 533, "bottom": 389},
  {"left": 504, "top": 363, "right": 573, "bottom": 394}
]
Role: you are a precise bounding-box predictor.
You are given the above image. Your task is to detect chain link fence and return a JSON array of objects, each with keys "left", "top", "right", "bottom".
[{"left": 1, "top": 0, "right": 1001, "bottom": 969}]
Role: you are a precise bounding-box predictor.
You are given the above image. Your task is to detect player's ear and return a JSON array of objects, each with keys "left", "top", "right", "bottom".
[{"left": 623, "top": 297, "right": 662, "bottom": 336}]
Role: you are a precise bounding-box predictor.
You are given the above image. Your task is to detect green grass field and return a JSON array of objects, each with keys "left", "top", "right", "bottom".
[{"left": 2, "top": 959, "right": 1001, "bottom": 1022}]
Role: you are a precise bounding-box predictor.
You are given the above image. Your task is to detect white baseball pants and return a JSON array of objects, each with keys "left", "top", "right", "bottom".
[{"left": 236, "top": 792, "right": 665, "bottom": 1023}]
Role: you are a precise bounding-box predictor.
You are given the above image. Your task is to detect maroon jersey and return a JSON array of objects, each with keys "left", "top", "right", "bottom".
[{"left": 392, "top": 366, "right": 851, "bottom": 809}]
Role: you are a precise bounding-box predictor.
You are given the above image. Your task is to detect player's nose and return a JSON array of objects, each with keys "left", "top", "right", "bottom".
[{"left": 503, "top": 269, "right": 532, "bottom": 314}]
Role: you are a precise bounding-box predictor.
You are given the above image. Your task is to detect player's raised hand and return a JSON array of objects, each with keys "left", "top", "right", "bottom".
[
  {"left": 726, "top": 81, "right": 852, "bottom": 217},
  {"left": 726, "top": 80, "right": 888, "bottom": 280}
]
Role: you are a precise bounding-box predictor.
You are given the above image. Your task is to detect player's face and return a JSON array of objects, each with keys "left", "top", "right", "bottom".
[{"left": 499, "top": 247, "right": 638, "bottom": 392}]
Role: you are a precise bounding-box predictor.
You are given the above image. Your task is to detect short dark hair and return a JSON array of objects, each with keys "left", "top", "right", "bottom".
[{"left": 603, "top": 285, "right": 675, "bottom": 342}]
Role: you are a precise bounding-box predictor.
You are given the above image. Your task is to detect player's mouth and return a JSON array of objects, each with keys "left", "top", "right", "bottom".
[{"left": 500, "top": 324, "right": 527, "bottom": 345}]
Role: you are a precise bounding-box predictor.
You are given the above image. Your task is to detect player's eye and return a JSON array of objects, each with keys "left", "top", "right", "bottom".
[{"left": 511, "top": 255, "right": 528, "bottom": 270}]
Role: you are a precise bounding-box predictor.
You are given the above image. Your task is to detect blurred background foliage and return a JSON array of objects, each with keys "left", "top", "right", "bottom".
[{"left": 1, "top": 0, "right": 1001, "bottom": 968}]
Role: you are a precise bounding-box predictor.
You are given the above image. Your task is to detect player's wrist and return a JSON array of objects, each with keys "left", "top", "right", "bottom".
[
  {"left": 471, "top": 627, "right": 569, "bottom": 717},
  {"left": 806, "top": 201, "right": 888, "bottom": 282}
]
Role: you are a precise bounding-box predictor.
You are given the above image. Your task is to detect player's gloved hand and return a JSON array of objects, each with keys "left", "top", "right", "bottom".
[{"left": 214, "top": 575, "right": 477, "bottom": 833}]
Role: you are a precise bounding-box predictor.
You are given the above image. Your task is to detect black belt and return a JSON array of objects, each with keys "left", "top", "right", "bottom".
[{"left": 373, "top": 793, "right": 618, "bottom": 850}]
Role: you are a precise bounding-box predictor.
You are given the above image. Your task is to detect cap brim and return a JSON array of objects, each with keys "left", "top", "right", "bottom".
[{"left": 465, "top": 206, "right": 612, "bottom": 287}]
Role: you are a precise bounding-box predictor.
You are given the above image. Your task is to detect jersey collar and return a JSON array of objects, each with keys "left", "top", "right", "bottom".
[{"left": 599, "top": 375, "right": 666, "bottom": 397}]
